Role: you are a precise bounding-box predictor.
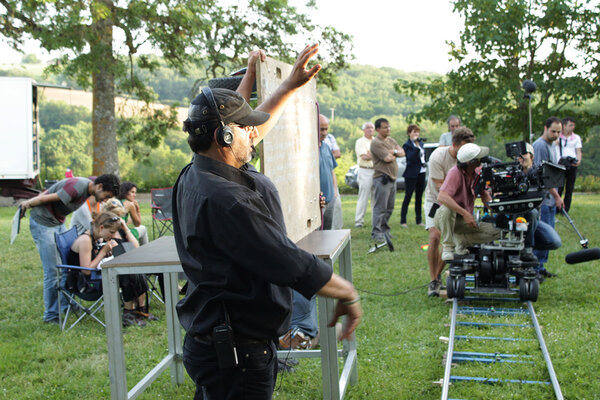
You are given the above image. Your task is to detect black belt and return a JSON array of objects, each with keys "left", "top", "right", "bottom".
[
  {"left": 193, "top": 333, "right": 269, "bottom": 346},
  {"left": 359, "top": 166, "right": 373, "bottom": 169}
]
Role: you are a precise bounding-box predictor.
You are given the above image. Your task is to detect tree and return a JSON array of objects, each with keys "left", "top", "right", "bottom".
[
  {"left": 395, "top": 0, "right": 600, "bottom": 141},
  {"left": 0, "top": 0, "right": 351, "bottom": 175},
  {"left": 41, "top": 121, "right": 93, "bottom": 181}
]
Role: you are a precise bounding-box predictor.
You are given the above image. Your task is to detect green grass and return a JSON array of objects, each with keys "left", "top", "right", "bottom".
[{"left": 1, "top": 194, "right": 600, "bottom": 399}]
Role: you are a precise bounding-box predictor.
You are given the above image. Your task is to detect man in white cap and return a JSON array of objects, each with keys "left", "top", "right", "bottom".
[{"left": 434, "top": 143, "right": 500, "bottom": 261}]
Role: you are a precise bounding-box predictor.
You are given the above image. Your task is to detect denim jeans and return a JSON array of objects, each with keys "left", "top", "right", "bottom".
[
  {"left": 290, "top": 291, "right": 318, "bottom": 338},
  {"left": 533, "top": 205, "right": 559, "bottom": 271},
  {"left": 29, "top": 217, "right": 68, "bottom": 321}
]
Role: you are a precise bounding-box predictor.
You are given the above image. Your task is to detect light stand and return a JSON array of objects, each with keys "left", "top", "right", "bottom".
[{"left": 522, "top": 80, "right": 537, "bottom": 143}]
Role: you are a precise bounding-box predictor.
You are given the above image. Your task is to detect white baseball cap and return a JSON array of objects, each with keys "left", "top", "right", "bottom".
[{"left": 457, "top": 143, "right": 490, "bottom": 164}]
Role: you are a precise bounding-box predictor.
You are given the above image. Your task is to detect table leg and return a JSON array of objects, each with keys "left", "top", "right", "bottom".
[
  {"left": 339, "top": 241, "right": 358, "bottom": 385},
  {"left": 164, "top": 272, "right": 184, "bottom": 384},
  {"left": 319, "top": 288, "right": 340, "bottom": 400},
  {"left": 103, "top": 268, "right": 127, "bottom": 400}
]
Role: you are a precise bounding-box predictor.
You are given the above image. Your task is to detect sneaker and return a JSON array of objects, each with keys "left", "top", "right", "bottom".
[
  {"left": 401, "top": 223, "right": 408, "bottom": 228},
  {"left": 134, "top": 310, "right": 159, "bottom": 321},
  {"left": 123, "top": 309, "right": 147, "bottom": 327},
  {"left": 135, "top": 305, "right": 159, "bottom": 321},
  {"left": 44, "top": 317, "right": 59, "bottom": 325},
  {"left": 428, "top": 280, "right": 441, "bottom": 297},
  {"left": 354, "top": 223, "right": 363, "bottom": 228},
  {"left": 441, "top": 251, "right": 454, "bottom": 261},
  {"left": 279, "top": 328, "right": 313, "bottom": 350},
  {"left": 277, "top": 359, "right": 296, "bottom": 373},
  {"left": 539, "top": 269, "right": 557, "bottom": 278}
]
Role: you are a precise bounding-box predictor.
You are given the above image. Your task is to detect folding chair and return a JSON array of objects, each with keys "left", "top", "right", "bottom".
[
  {"left": 151, "top": 187, "right": 174, "bottom": 238},
  {"left": 55, "top": 227, "right": 105, "bottom": 331}
]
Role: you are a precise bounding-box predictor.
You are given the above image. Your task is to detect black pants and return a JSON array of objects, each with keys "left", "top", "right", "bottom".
[
  {"left": 400, "top": 172, "right": 426, "bottom": 224},
  {"left": 183, "top": 334, "right": 278, "bottom": 400},
  {"left": 558, "top": 166, "right": 577, "bottom": 212},
  {"left": 118, "top": 274, "right": 148, "bottom": 302}
]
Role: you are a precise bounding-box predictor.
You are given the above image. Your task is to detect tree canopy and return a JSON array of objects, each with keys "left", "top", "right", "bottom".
[
  {"left": 0, "top": 0, "right": 352, "bottom": 175},
  {"left": 395, "top": 0, "right": 600, "bottom": 141}
]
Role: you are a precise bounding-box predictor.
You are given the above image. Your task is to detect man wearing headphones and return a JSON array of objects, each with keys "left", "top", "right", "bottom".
[
  {"left": 173, "top": 44, "right": 362, "bottom": 400},
  {"left": 434, "top": 142, "right": 500, "bottom": 261}
]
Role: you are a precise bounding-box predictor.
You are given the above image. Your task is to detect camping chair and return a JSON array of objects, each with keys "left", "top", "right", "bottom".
[
  {"left": 55, "top": 227, "right": 105, "bottom": 331},
  {"left": 151, "top": 187, "right": 173, "bottom": 238}
]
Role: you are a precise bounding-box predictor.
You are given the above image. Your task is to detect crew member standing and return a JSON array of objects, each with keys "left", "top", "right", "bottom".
[
  {"left": 354, "top": 121, "right": 375, "bottom": 228},
  {"left": 532, "top": 116, "right": 564, "bottom": 278},
  {"left": 556, "top": 116, "right": 582, "bottom": 212},
  {"left": 370, "top": 118, "right": 404, "bottom": 248},
  {"left": 173, "top": 44, "right": 362, "bottom": 399}
]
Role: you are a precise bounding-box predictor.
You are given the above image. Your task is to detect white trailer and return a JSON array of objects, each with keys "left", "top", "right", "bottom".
[{"left": 0, "top": 77, "right": 40, "bottom": 198}]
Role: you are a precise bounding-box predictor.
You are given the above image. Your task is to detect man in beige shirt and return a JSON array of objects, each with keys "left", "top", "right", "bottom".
[
  {"left": 354, "top": 121, "right": 374, "bottom": 227},
  {"left": 370, "top": 118, "right": 404, "bottom": 248}
]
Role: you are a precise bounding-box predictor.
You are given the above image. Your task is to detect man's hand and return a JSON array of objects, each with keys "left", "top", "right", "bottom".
[
  {"left": 247, "top": 49, "right": 266, "bottom": 75},
  {"left": 463, "top": 212, "right": 478, "bottom": 228},
  {"left": 285, "top": 43, "right": 321, "bottom": 90},
  {"left": 329, "top": 301, "right": 362, "bottom": 341},
  {"left": 555, "top": 197, "right": 565, "bottom": 212}
]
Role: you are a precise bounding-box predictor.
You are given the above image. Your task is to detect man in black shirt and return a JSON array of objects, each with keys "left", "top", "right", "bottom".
[{"left": 174, "top": 44, "right": 362, "bottom": 400}]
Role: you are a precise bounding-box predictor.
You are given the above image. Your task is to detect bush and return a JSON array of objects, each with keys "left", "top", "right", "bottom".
[{"left": 575, "top": 175, "right": 600, "bottom": 192}]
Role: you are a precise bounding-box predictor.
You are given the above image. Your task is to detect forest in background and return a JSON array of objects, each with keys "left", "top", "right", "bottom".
[{"left": 2, "top": 56, "right": 600, "bottom": 191}]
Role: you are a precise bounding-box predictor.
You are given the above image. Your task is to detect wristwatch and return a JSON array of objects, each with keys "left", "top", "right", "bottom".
[{"left": 393, "top": 149, "right": 398, "bottom": 155}]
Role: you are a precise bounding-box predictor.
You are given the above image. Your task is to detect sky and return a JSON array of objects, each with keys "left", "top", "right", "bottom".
[{"left": 0, "top": 0, "right": 464, "bottom": 74}]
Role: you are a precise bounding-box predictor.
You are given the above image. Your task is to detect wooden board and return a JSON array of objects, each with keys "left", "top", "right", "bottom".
[{"left": 256, "top": 57, "right": 321, "bottom": 243}]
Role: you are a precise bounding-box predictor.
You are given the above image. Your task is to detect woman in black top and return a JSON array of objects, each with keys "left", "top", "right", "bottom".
[
  {"left": 400, "top": 124, "right": 427, "bottom": 227},
  {"left": 69, "top": 212, "right": 153, "bottom": 325}
]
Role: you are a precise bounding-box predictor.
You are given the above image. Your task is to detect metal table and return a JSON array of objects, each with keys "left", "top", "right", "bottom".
[
  {"left": 102, "top": 236, "right": 184, "bottom": 400},
  {"left": 102, "top": 230, "right": 357, "bottom": 400},
  {"left": 287, "top": 229, "right": 358, "bottom": 400}
]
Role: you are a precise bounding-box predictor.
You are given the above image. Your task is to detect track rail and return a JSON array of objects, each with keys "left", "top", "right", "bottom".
[{"left": 440, "top": 297, "right": 563, "bottom": 400}]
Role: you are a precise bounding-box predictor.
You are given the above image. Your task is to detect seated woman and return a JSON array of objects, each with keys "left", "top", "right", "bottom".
[
  {"left": 68, "top": 211, "right": 155, "bottom": 326},
  {"left": 118, "top": 182, "right": 149, "bottom": 245}
]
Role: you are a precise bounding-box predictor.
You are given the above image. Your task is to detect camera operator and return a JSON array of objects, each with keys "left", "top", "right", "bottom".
[
  {"left": 532, "top": 117, "right": 565, "bottom": 277},
  {"left": 434, "top": 143, "right": 501, "bottom": 262},
  {"left": 517, "top": 142, "right": 562, "bottom": 280}
]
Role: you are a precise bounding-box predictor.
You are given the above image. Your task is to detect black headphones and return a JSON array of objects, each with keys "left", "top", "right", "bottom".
[{"left": 201, "top": 87, "right": 234, "bottom": 147}]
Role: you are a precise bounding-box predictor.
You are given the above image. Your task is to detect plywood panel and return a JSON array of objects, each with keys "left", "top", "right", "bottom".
[{"left": 257, "top": 57, "right": 321, "bottom": 243}]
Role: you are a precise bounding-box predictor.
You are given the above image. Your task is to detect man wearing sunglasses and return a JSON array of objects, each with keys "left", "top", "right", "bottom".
[
  {"left": 174, "top": 44, "right": 362, "bottom": 399},
  {"left": 20, "top": 174, "right": 120, "bottom": 324}
]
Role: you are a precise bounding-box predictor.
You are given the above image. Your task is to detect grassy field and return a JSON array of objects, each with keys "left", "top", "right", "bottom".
[{"left": 1, "top": 194, "right": 599, "bottom": 399}]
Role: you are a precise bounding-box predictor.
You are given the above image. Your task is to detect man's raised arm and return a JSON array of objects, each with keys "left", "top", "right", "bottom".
[{"left": 254, "top": 43, "right": 321, "bottom": 143}]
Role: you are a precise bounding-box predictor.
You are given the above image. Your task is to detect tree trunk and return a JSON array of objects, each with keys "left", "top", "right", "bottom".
[{"left": 91, "top": 0, "right": 119, "bottom": 177}]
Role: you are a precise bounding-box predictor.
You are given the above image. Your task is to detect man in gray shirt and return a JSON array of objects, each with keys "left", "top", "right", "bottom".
[
  {"left": 21, "top": 174, "right": 120, "bottom": 323},
  {"left": 532, "top": 117, "right": 564, "bottom": 277},
  {"left": 438, "top": 115, "right": 461, "bottom": 146}
]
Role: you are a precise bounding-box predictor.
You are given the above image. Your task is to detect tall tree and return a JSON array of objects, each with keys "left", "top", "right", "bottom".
[
  {"left": 0, "top": 0, "right": 352, "bottom": 175},
  {"left": 395, "top": 0, "right": 600, "bottom": 141}
]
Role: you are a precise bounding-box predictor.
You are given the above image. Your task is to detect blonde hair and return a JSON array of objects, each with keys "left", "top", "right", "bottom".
[
  {"left": 93, "top": 212, "right": 121, "bottom": 231},
  {"left": 100, "top": 197, "right": 126, "bottom": 217}
]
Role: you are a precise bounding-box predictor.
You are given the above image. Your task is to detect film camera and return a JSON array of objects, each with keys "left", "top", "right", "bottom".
[{"left": 446, "top": 141, "right": 565, "bottom": 302}]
